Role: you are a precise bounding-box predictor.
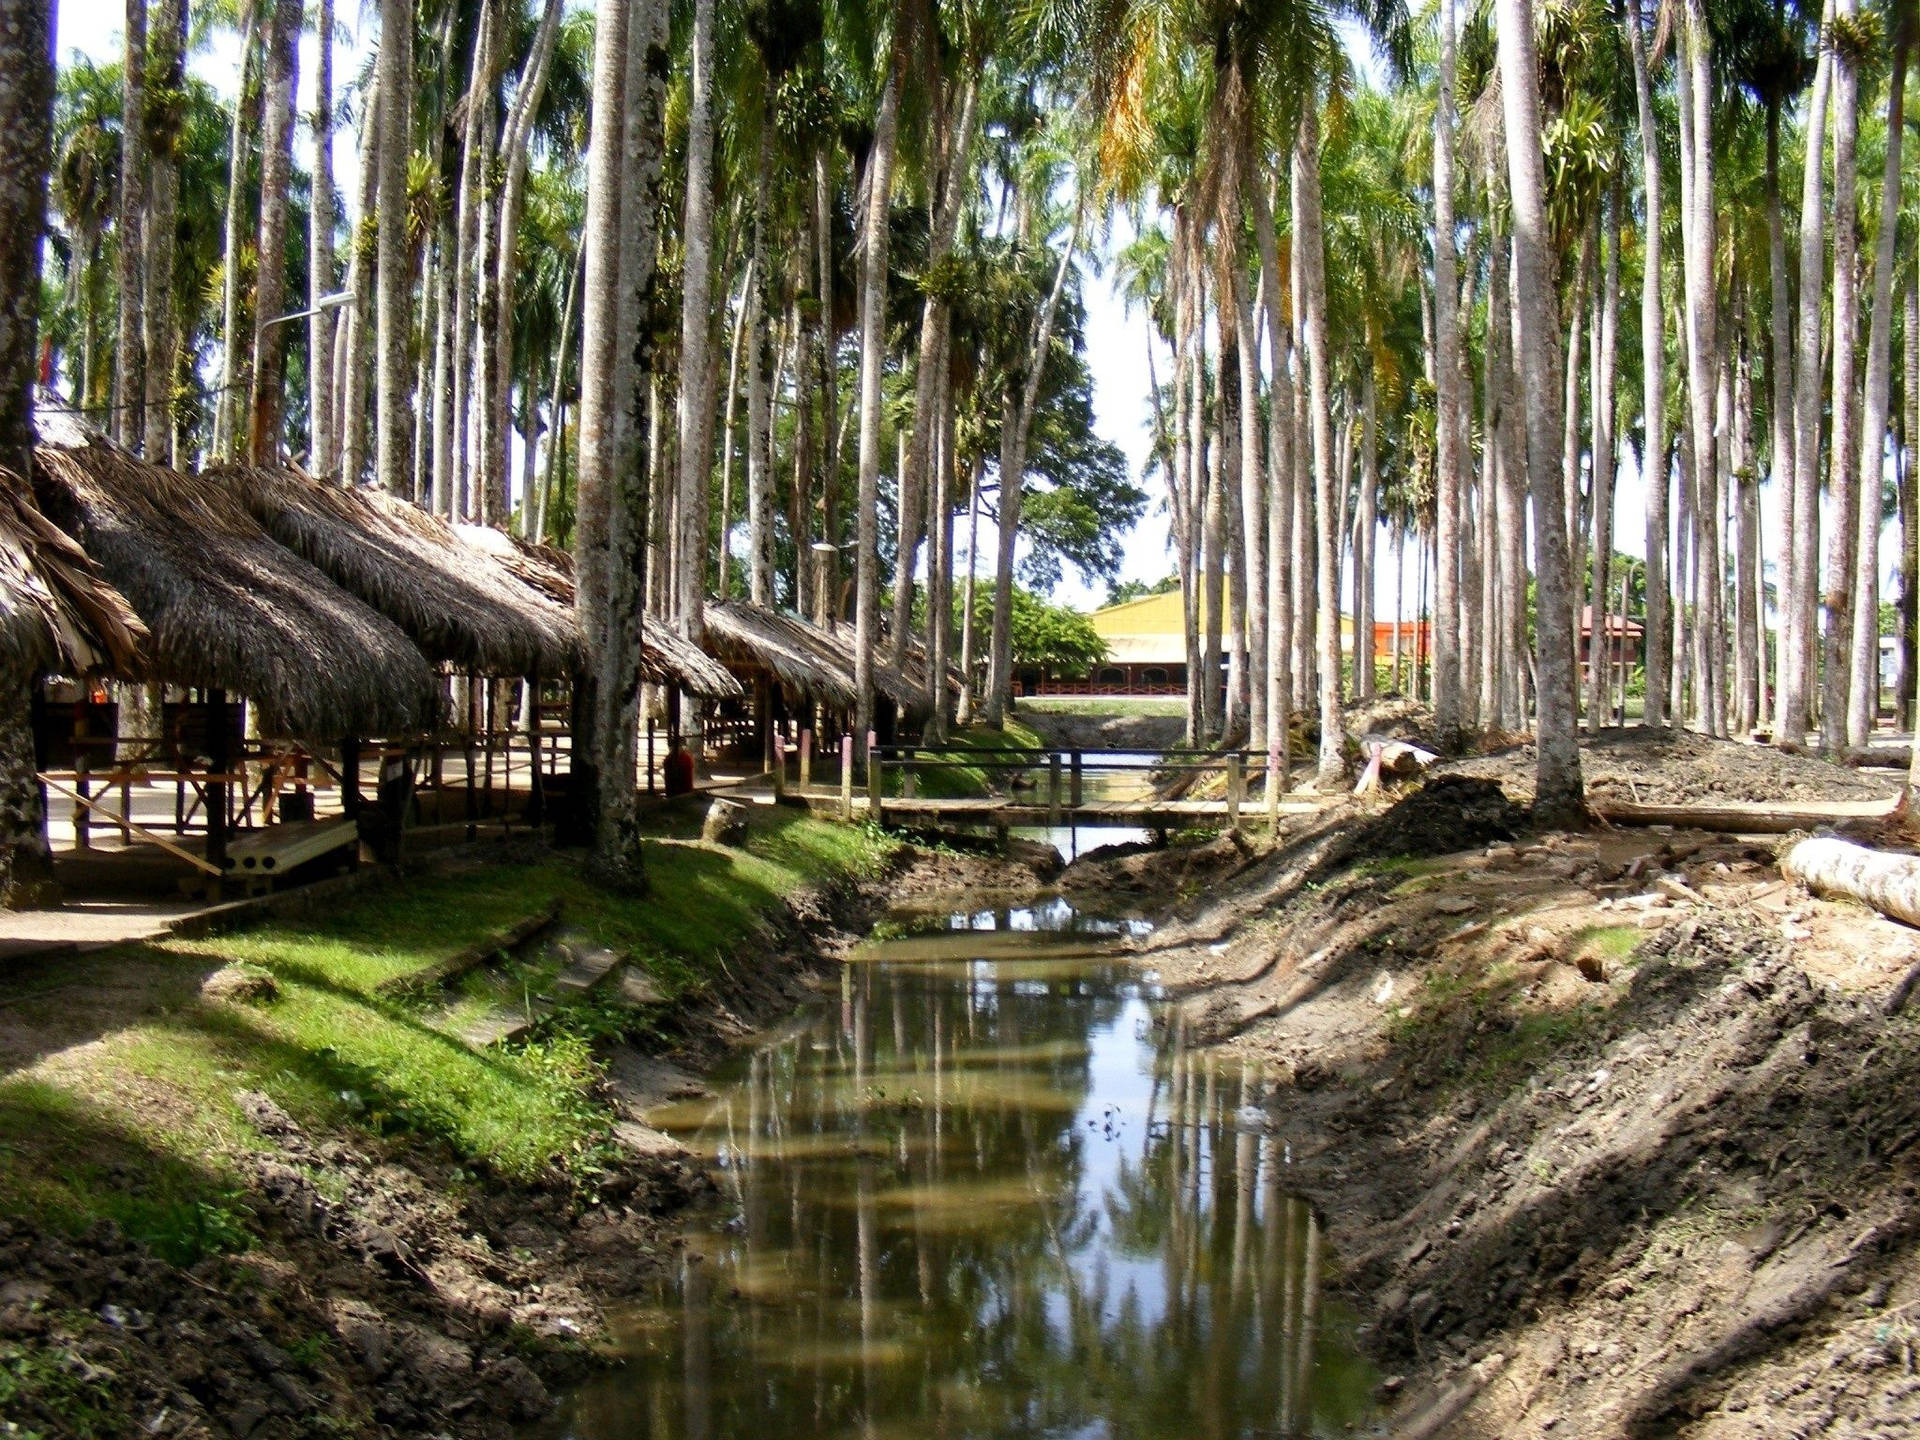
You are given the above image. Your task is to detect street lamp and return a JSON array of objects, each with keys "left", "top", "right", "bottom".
[{"left": 261, "top": 291, "right": 353, "bottom": 329}]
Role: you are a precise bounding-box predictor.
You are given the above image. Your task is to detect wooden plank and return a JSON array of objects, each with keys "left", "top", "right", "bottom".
[
  {"left": 39, "top": 775, "right": 224, "bottom": 876},
  {"left": 1593, "top": 796, "right": 1902, "bottom": 833},
  {"left": 378, "top": 899, "right": 562, "bottom": 997}
]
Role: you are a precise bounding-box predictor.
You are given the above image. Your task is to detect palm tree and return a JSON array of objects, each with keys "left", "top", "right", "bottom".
[
  {"left": 0, "top": 0, "right": 58, "bottom": 904},
  {"left": 1848, "top": 15, "right": 1910, "bottom": 747},
  {"left": 1431, "top": 0, "right": 1464, "bottom": 748},
  {"left": 245, "top": 0, "right": 300, "bottom": 464},
  {"left": 674, "top": 0, "right": 717, "bottom": 632},
  {"left": 308, "top": 0, "right": 336, "bottom": 478},
  {"left": 1625, "top": 0, "right": 1668, "bottom": 730},
  {"left": 111, "top": 0, "right": 146, "bottom": 449},
  {"left": 140, "top": 0, "right": 186, "bottom": 462},
  {"left": 1818, "top": 0, "right": 1863, "bottom": 752},
  {"left": 375, "top": 0, "right": 413, "bottom": 497},
  {"left": 1497, "top": 0, "right": 1584, "bottom": 821},
  {"left": 852, "top": 8, "right": 909, "bottom": 746}
]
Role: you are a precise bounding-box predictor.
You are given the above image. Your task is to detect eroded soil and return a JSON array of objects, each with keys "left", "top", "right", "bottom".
[{"left": 1084, "top": 728, "right": 1920, "bottom": 1440}]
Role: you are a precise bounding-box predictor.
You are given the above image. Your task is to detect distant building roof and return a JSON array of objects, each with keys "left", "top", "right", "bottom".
[{"left": 1091, "top": 586, "right": 1352, "bottom": 668}]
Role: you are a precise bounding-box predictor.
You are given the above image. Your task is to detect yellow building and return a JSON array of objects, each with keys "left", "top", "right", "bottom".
[{"left": 1067, "top": 588, "right": 1353, "bottom": 696}]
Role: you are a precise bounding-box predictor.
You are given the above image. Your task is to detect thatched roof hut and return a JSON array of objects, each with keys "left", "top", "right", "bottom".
[
  {"left": 0, "top": 467, "right": 147, "bottom": 681},
  {"left": 31, "top": 426, "right": 438, "bottom": 739},
  {"left": 448, "top": 528, "right": 740, "bottom": 701},
  {"left": 702, "top": 601, "right": 921, "bottom": 712},
  {"left": 226, "top": 465, "right": 578, "bottom": 680}
]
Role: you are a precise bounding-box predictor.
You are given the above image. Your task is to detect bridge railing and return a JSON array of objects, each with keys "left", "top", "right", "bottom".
[{"left": 859, "top": 744, "right": 1279, "bottom": 830}]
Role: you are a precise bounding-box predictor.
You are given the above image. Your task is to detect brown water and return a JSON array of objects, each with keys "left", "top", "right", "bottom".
[{"left": 537, "top": 898, "right": 1377, "bottom": 1439}]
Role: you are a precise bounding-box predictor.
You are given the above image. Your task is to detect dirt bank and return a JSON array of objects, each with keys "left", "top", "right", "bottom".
[
  {"left": 1105, "top": 730, "right": 1920, "bottom": 1439},
  {"left": 0, "top": 829, "right": 1050, "bottom": 1440}
]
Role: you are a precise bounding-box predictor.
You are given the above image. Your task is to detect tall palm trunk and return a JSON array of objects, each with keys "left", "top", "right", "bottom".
[
  {"left": 1250, "top": 175, "right": 1295, "bottom": 778},
  {"left": 1296, "top": 101, "right": 1343, "bottom": 784},
  {"left": 853, "top": 34, "right": 906, "bottom": 742},
  {"left": 308, "top": 0, "right": 336, "bottom": 478},
  {"left": 674, "top": 0, "right": 716, "bottom": 628},
  {"left": 1431, "top": 0, "right": 1464, "bottom": 746},
  {"left": 336, "top": 74, "right": 380, "bottom": 486},
  {"left": 575, "top": 0, "right": 667, "bottom": 885},
  {"left": 892, "top": 77, "right": 979, "bottom": 671},
  {"left": 212, "top": 0, "right": 256, "bottom": 463},
  {"left": 246, "top": 0, "right": 300, "bottom": 465},
  {"left": 745, "top": 126, "right": 775, "bottom": 607},
  {"left": 448, "top": 0, "right": 497, "bottom": 519},
  {"left": 1678, "top": 0, "right": 1723, "bottom": 735},
  {"left": 1586, "top": 188, "right": 1620, "bottom": 731},
  {"left": 1848, "top": 40, "right": 1906, "bottom": 748},
  {"left": 1820, "top": 0, "right": 1863, "bottom": 751},
  {"left": 0, "top": 0, "right": 57, "bottom": 904},
  {"left": 492, "top": 0, "right": 565, "bottom": 526},
  {"left": 140, "top": 0, "right": 185, "bottom": 463},
  {"left": 1626, "top": 0, "right": 1668, "bottom": 728},
  {"left": 1498, "top": 0, "right": 1584, "bottom": 821},
  {"left": 375, "top": 0, "right": 414, "bottom": 496},
  {"left": 1355, "top": 375, "right": 1378, "bottom": 705},
  {"left": 987, "top": 219, "right": 1080, "bottom": 727},
  {"left": 1227, "top": 219, "right": 1267, "bottom": 746},
  {"left": 1780, "top": 0, "right": 1835, "bottom": 745},
  {"left": 111, "top": 0, "right": 145, "bottom": 449},
  {"left": 1765, "top": 98, "right": 1792, "bottom": 719}
]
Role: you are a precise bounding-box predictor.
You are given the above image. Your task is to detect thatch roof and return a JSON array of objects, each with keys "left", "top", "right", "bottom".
[
  {"left": 226, "top": 465, "right": 579, "bottom": 679},
  {"left": 31, "top": 426, "right": 438, "bottom": 739},
  {"left": 702, "top": 601, "right": 922, "bottom": 712},
  {"left": 0, "top": 466, "right": 147, "bottom": 680},
  {"left": 448, "top": 529, "right": 740, "bottom": 701}
]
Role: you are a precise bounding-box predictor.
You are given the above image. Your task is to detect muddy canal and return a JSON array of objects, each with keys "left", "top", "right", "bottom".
[{"left": 538, "top": 899, "right": 1376, "bottom": 1438}]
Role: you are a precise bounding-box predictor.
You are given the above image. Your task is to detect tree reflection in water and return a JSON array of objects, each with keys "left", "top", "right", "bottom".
[{"left": 542, "top": 900, "right": 1377, "bottom": 1440}]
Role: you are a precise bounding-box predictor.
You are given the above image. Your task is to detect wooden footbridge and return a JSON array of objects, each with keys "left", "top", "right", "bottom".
[{"left": 774, "top": 743, "right": 1326, "bottom": 833}]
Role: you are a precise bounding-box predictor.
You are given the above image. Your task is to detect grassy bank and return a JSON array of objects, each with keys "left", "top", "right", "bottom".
[
  {"left": 891, "top": 718, "right": 1045, "bottom": 799},
  {"left": 0, "top": 809, "right": 893, "bottom": 1266}
]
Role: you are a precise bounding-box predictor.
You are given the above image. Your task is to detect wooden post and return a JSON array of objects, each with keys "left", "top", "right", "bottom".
[
  {"left": 526, "top": 673, "right": 545, "bottom": 826},
  {"left": 341, "top": 737, "right": 362, "bottom": 819},
  {"left": 841, "top": 734, "right": 854, "bottom": 821},
  {"left": 799, "top": 728, "right": 813, "bottom": 789},
  {"left": 1070, "top": 750, "right": 1083, "bottom": 808},
  {"left": 1267, "top": 734, "right": 1282, "bottom": 836},
  {"left": 772, "top": 735, "right": 786, "bottom": 799},
  {"left": 206, "top": 690, "right": 231, "bottom": 869},
  {"left": 867, "top": 734, "right": 884, "bottom": 822},
  {"left": 1048, "top": 753, "right": 1063, "bottom": 829},
  {"left": 74, "top": 751, "right": 91, "bottom": 851},
  {"left": 646, "top": 718, "right": 657, "bottom": 795},
  {"left": 1226, "top": 753, "right": 1244, "bottom": 834}
]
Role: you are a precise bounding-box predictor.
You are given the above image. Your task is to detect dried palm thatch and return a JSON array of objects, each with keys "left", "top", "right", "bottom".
[
  {"left": 0, "top": 466, "right": 147, "bottom": 680},
  {"left": 32, "top": 431, "right": 438, "bottom": 739},
  {"left": 703, "top": 601, "right": 922, "bottom": 712},
  {"left": 226, "top": 464, "right": 578, "bottom": 679},
  {"left": 450, "top": 527, "right": 740, "bottom": 700}
]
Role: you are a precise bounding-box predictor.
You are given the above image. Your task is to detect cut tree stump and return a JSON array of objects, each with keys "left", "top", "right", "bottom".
[{"left": 1781, "top": 836, "right": 1920, "bottom": 928}]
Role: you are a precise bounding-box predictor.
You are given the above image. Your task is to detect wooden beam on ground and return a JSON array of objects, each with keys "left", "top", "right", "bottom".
[{"left": 1593, "top": 797, "right": 1903, "bottom": 834}]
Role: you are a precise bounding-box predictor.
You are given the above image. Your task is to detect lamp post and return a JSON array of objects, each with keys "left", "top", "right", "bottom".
[
  {"left": 260, "top": 290, "right": 352, "bottom": 329},
  {"left": 810, "top": 540, "right": 845, "bottom": 630}
]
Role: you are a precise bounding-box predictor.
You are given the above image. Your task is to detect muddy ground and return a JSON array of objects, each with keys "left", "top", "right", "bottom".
[
  {"left": 1080, "top": 726, "right": 1920, "bottom": 1440},
  {"left": 0, "top": 843, "right": 1050, "bottom": 1440}
]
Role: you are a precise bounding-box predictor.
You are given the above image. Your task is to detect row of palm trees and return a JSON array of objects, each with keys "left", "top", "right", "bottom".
[{"left": 5, "top": 0, "right": 1920, "bottom": 883}]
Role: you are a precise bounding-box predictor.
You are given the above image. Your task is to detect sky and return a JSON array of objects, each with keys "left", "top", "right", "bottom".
[{"left": 48, "top": 0, "right": 1877, "bottom": 622}]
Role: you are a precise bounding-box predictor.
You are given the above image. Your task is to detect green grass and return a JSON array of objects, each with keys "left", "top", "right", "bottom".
[
  {"left": 895, "top": 719, "right": 1047, "bottom": 800},
  {"left": 0, "top": 810, "right": 894, "bottom": 1260},
  {"left": 1016, "top": 696, "right": 1186, "bottom": 717},
  {"left": 1568, "top": 924, "right": 1643, "bottom": 968}
]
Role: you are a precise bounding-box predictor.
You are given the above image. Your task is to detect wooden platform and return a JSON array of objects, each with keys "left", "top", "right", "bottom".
[{"left": 790, "top": 791, "right": 1326, "bottom": 828}]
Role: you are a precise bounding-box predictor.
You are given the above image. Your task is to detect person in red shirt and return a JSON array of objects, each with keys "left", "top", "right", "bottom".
[{"left": 663, "top": 737, "right": 695, "bottom": 797}]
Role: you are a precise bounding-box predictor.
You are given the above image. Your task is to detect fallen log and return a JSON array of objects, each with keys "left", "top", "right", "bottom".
[
  {"left": 1594, "top": 796, "right": 1904, "bottom": 834},
  {"left": 1781, "top": 836, "right": 1920, "bottom": 928}
]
